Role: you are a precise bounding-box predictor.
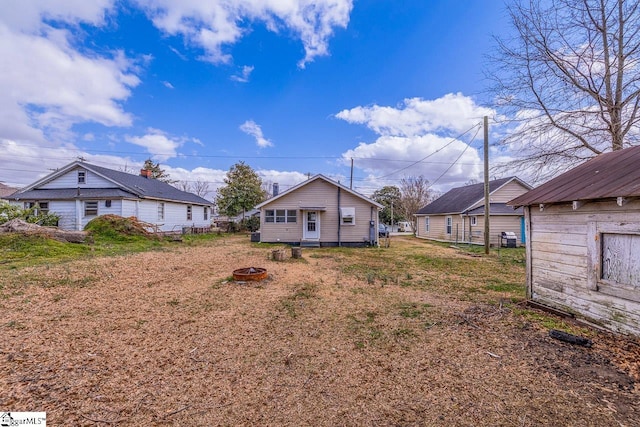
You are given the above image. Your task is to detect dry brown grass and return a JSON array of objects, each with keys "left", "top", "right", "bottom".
[{"left": 1, "top": 235, "right": 639, "bottom": 426}]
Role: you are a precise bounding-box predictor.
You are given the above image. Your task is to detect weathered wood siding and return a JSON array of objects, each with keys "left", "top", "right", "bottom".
[
  {"left": 529, "top": 200, "right": 640, "bottom": 335},
  {"left": 260, "top": 179, "right": 378, "bottom": 244}
]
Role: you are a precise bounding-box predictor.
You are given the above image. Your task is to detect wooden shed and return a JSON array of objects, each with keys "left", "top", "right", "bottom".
[{"left": 509, "top": 146, "right": 640, "bottom": 335}]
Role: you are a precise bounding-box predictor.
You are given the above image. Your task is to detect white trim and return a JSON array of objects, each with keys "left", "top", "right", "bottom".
[{"left": 303, "top": 210, "right": 320, "bottom": 240}]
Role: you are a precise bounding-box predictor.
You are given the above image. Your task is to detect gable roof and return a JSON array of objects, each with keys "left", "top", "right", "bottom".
[
  {"left": 255, "top": 174, "right": 383, "bottom": 209},
  {"left": 9, "top": 161, "right": 211, "bottom": 206},
  {"left": 509, "top": 145, "right": 640, "bottom": 207},
  {"left": 416, "top": 177, "right": 530, "bottom": 215}
]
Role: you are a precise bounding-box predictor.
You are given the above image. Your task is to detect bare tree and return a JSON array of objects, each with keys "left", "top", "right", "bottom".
[
  {"left": 177, "top": 181, "right": 192, "bottom": 192},
  {"left": 191, "top": 180, "right": 211, "bottom": 198},
  {"left": 490, "top": 0, "right": 640, "bottom": 180},
  {"left": 398, "top": 176, "right": 432, "bottom": 234}
]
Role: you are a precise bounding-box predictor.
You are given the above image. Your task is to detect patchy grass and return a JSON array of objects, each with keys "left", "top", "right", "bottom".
[
  {"left": 0, "top": 229, "right": 224, "bottom": 270},
  {"left": 331, "top": 238, "right": 526, "bottom": 304},
  {"left": 2, "top": 234, "right": 639, "bottom": 426},
  {"left": 278, "top": 283, "right": 317, "bottom": 318}
]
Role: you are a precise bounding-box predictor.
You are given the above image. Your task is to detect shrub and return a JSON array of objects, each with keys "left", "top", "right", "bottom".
[{"left": 0, "top": 201, "right": 60, "bottom": 226}]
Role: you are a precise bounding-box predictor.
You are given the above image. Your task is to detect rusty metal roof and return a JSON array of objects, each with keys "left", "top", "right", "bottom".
[{"left": 509, "top": 145, "right": 640, "bottom": 206}]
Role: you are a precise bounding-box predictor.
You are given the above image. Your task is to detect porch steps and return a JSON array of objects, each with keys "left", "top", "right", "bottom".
[{"left": 300, "top": 240, "right": 320, "bottom": 248}]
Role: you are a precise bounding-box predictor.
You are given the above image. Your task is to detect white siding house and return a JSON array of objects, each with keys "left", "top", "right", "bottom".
[
  {"left": 255, "top": 175, "right": 383, "bottom": 247},
  {"left": 7, "top": 161, "right": 212, "bottom": 232},
  {"left": 509, "top": 146, "right": 640, "bottom": 335}
]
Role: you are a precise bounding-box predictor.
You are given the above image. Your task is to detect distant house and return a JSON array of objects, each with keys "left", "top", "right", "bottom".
[
  {"left": 6, "top": 161, "right": 212, "bottom": 232},
  {"left": 255, "top": 174, "right": 383, "bottom": 247},
  {"left": 414, "top": 177, "right": 532, "bottom": 246},
  {"left": 0, "top": 183, "right": 18, "bottom": 201},
  {"left": 509, "top": 146, "right": 640, "bottom": 335}
]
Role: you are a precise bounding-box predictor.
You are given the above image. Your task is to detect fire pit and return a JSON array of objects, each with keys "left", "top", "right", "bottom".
[{"left": 232, "top": 267, "right": 268, "bottom": 281}]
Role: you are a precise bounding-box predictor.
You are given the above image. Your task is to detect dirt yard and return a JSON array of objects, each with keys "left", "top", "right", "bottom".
[{"left": 1, "top": 235, "right": 639, "bottom": 426}]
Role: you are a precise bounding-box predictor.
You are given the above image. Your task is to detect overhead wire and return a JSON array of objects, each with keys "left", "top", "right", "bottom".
[
  {"left": 368, "top": 122, "right": 483, "bottom": 180},
  {"left": 1, "top": 122, "right": 486, "bottom": 189},
  {"left": 427, "top": 124, "right": 483, "bottom": 189}
]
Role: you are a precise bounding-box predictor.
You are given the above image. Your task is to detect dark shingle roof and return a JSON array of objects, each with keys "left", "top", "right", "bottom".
[
  {"left": 82, "top": 162, "right": 211, "bottom": 205},
  {"left": 416, "top": 178, "right": 514, "bottom": 215},
  {"left": 509, "top": 145, "right": 640, "bottom": 206},
  {"left": 7, "top": 188, "right": 135, "bottom": 200},
  {"left": 10, "top": 161, "right": 211, "bottom": 205}
]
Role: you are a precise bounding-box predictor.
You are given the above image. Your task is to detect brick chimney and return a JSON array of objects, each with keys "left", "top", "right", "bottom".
[{"left": 140, "top": 169, "right": 152, "bottom": 179}]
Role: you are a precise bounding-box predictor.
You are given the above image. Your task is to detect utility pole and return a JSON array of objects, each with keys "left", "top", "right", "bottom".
[
  {"left": 391, "top": 200, "right": 394, "bottom": 231},
  {"left": 483, "top": 116, "right": 490, "bottom": 254},
  {"left": 350, "top": 158, "right": 354, "bottom": 189}
]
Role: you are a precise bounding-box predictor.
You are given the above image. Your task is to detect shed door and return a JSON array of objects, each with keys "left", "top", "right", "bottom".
[{"left": 303, "top": 211, "right": 320, "bottom": 240}]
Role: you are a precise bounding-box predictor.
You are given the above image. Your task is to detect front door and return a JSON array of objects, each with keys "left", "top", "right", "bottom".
[{"left": 303, "top": 211, "right": 320, "bottom": 240}]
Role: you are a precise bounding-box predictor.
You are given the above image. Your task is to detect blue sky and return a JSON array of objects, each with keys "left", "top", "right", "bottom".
[{"left": 0, "top": 0, "right": 513, "bottom": 198}]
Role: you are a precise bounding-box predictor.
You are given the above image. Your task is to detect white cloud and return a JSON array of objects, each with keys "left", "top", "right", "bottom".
[
  {"left": 162, "top": 80, "right": 175, "bottom": 89},
  {"left": 0, "top": 3, "right": 140, "bottom": 145},
  {"left": 240, "top": 120, "right": 273, "bottom": 148},
  {"left": 336, "top": 93, "right": 495, "bottom": 138},
  {"left": 337, "top": 94, "right": 493, "bottom": 191},
  {"left": 343, "top": 134, "right": 484, "bottom": 191},
  {"left": 230, "top": 65, "right": 254, "bottom": 83},
  {"left": 0, "top": 138, "right": 137, "bottom": 187},
  {"left": 126, "top": 128, "right": 196, "bottom": 161},
  {"left": 135, "top": 0, "right": 353, "bottom": 67},
  {"left": 0, "top": 0, "right": 113, "bottom": 32}
]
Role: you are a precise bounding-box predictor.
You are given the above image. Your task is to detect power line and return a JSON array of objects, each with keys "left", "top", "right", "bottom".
[
  {"left": 427, "top": 125, "right": 483, "bottom": 189},
  {"left": 0, "top": 148, "right": 480, "bottom": 166},
  {"left": 368, "top": 122, "right": 483, "bottom": 180}
]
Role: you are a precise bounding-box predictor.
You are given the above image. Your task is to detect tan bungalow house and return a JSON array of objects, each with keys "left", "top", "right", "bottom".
[
  {"left": 255, "top": 175, "right": 383, "bottom": 247},
  {"left": 414, "top": 177, "right": 532, "bottom": 246}
]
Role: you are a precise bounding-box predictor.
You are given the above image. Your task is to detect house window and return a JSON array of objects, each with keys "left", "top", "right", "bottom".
[
  {"left": 265, "top": 210, "right": 275, "bottom": 223},
  {"left": 601, "top": 233, "right": 640, "bottom": 286},
  {"left": 158, "top": 202, "right": 165, "bottom": 220},
  {"left": 587, "top": 221, "right": 640, "bottom": 303},
  {"left": 446, "top": 217, "right": 452, "bottom": 235},
  {"left": 187, "top": 205, "right": 192, "bottom": 220},
  {"left": 425, "top": 217, "right": 430, "bottom": 232},
  {"left": 340, "top": 207, "right": 356, "bottom": 225},
  {"left": 105, "top": 200, "right": 112, "bottom": 208},
  {"left": 204, "top": 206, "right": 208, "bottom": 221},
  {"left": 471, "top": 216, "right": 477, "bottom": 226},
  {"left": 38, "top": 202, "right": 49, "bottom": 215},
  {"left": 24, "top": 201, "right": 49, "bottom": 215},
  {"left": 84, "top": 201, "right": 98, "bottom": 217},
  {"left": 265, "top": 209, "right": 296, "bottom": 223},
  {"left": 78, "top": 170, "right": 86, "bottom": 184}
]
